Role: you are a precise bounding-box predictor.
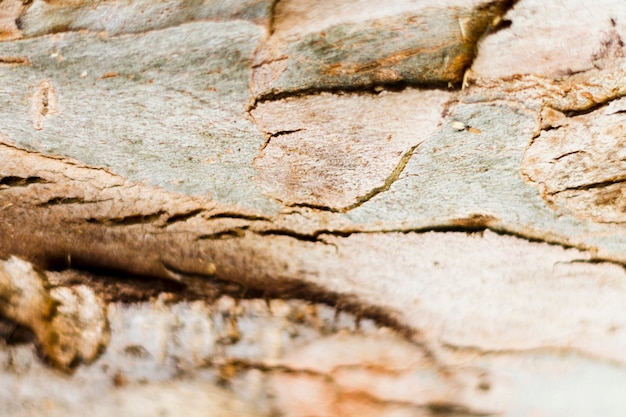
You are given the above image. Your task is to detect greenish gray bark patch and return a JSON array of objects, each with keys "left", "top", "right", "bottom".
[{"left": 0, "top": 21, "right": 279, "bottom": 213}]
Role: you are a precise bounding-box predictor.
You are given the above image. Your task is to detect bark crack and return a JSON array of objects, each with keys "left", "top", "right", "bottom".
[
  {"left": 197, "top": 228, "right": 248, "bottom": 240},
  {"left": 282, "top": 141, "right": 424, "bottom": 214},
  {"left": 36, "top": 197, "right": 112, "bottom": 206},
  {"left": 164, "top": 208, "right": 205, "bottom": 225},
  {"left": 549, "top": 175, "right": 626, "bottom": 194},
  {"left": 85, "top": 211, "right": 167, "bottom": 226},
  {"left": 258, "top": 128, "right": 305, "bottom": 151},
  {"left": 205, "top": 212, "right": 272, "bottom": 222},
  {"left": 0, "top": 175, "right": 49, "bottom": 187}
]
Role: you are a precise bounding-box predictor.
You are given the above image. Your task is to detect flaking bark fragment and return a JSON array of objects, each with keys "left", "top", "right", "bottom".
[{"left": 0, "top": 257, "right": 109, "bottom": 370}]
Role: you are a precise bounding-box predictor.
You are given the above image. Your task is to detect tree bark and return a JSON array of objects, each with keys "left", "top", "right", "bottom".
[{"left": 1, "top": 0, "right": 626, "bottom": 416}]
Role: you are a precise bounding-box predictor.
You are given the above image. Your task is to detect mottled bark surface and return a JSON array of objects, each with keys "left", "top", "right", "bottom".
[{"left": 1, "top": 0, "right": 626, "bottom": 416}]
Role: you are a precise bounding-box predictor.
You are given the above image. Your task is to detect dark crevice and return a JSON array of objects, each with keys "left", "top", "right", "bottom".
[
  {"left": 540, "top": 124, "right": 565, "bottom": 133},
  {"left": 36, "top": 197, "right": 108, "bottom": 206},
  {"left": 197, "top": 228, "right": 248, "bottom": 240},
  {"left": 251, "top": 215, "right": 622, "bottom": 266},
  {"left": 287, "top": 201, "right": 341, "bottom": 213},
  {"left": 481, "top": 0, "right": 519, "bottom": 26},
  {"left": 466, "top": 0, "right": 520, "bottom": 58},
  {"left": 205, "top": 212, "right": 271, "bottom": 222},
  {"left": 0, "top": 176, "right": 49, "bottom": 187},
  {"left": 254, "top": 228, "right": 346, "bottom": 243},
  {"left": 0, "top": 316, "right": 37, "bottom": 346},
  {"left": 164, "top": 208, "right": 204, "bottom": 225},
  {"left": 258, "top": 128, "right": 305, "bottom": 152},
  {"left": 44, "top": 267, "right": 190, "bottom": 304},
  {"left": 482, "top": 225, "right": 578, "bottom": 249},
  {"left": 66, "top": 264, "right": 220, "bottom": 305},
  {"left": 249, "top": 213, "right": 574, "bottom": 250},
  {"left": 126, "top": 210, "right": 270, "bottom": 233},
  {"left": 409, "top": 216, "right": 496, "bottom": 234},
  {"left": 488, "top": 18, "right": 512, "bottom": 34},
  {"left": 48, "top": 263, "right": 433, "bottom": 359},
  {"left": 253, "top": 215, "right": 494, "bottom": 243},
  {"left": 567, "top": 259, "right": 626, "bottom": 274},
  {"left": 255, "top": 227, "right": 351, "bottom": 242},
  {"left": 258, "top": 221, "right": 625, "bottom": 267},
  {"left": 552, "top": 150, "right": 590, "bottom": 161},
  {"left": 268, "top": 128, "right": 304, "bottom": 138},
  {"left": 247, "top": 82, "right": 453, "bottom": 113},
  {"left": 428, "top": 402, "right": 493, "bottom": 417},
  {"left": 85, "top": 211, "right": 166, "bottom": 226},
  {"left": 552, "top": 176, "right": 626, "bottom": 193},
  {"left": 479, "top": 225, "right": 626, "bottom": 269}
]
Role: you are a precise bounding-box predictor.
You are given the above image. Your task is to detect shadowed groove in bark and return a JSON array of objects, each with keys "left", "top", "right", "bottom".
[
  {"left": 247, "top": 80, "right": 442, "bottom": 112},
  {"left": 551, "top": 176, "right": 626, "bottom": 193},
  {"left": 428, "top": 402, "right": 493, "bottom": 417},
  {"left": 23, "top": 257, "right": 436, "bottom": 363},
  {"left": 36, "top": 197, "right": 110, "bottom": 206},
  {"left": 85, "top": 211, "right": 167, "bottom": 226},
  {"left": 0, "top": 175, "right": 48, "bottom": 187},
  {"left": 164, "top": 208, "right": 205, "bottom": 225}
]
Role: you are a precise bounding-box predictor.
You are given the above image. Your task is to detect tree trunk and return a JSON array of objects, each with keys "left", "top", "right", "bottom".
[{"left": 1, "top": 0, "right": 625, "bottom": 415}]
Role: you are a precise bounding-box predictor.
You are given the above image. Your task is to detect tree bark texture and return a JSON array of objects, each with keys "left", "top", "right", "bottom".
[{"left": 0, "top": 0, "right": 626, "bottom": 416}]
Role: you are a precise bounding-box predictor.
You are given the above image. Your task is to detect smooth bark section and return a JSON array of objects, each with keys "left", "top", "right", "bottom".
[
  {"left": 0, "top": 21, "right": 278, "bottom": 213},
  {"left": 18, "top": 0, "right": 275, "bottom": 37},
  {"left": 471, "top": 0, "right": 626, "bottom": 78},
  {"left": 251, "top": 89, "right": 454, "bottom": 210}
]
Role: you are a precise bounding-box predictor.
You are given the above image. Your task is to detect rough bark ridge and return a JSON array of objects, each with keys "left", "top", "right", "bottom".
[{"left": 1, "top": 0, "right": 626, "bottom": 416}]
